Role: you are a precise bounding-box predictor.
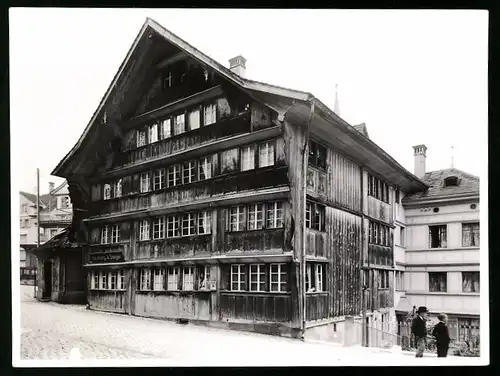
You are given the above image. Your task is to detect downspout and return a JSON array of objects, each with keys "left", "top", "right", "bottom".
[{"left": 301, "top": 100, "right": 315, "bottom": 335}]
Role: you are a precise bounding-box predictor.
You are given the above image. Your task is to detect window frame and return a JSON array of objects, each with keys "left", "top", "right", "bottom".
[
  {"left": 198, "top": 156, "right": 212, "bottom": 180},
  {"left": 182, "top": 266, "right": 195, "bottom": 291},
  {"left": 140, "top": 268, "right": 152, "bottom": 291},
  {"left": 167, "top": 267, "right": 180, "bottom": 291},
  {"left": 111, "top": 224, "right": 120, "bottom": 244},
  {"left": 153, "top": 217, "right": 165, "bottom": 239},
  {"left": 258, "top": 140, "right": 276, "bottom": 168},
  {"left": 241, "top": 144, "right": 256, "bottom": 171},
  {"left": 230, "top": 264, "right": 246, "bottom": 291},
  {"left": 429, "top": 225, "right": 448, "bottom": 248},
  {"left": 229, "top": 205, "right": 246, "bottom": 232},
  {"left": 462, "top": 271, "right": 480, "bottom": 293},
  {"left": 153, "top": 169, "right": 165, "bottom": 191},
  {"left": 428, "top": 271, "right": 447, "bottom": 293},
  {"left": 462, "top": 222, "right": 480, "bottom": 247},
  {"left": 139, "top": 219, "right": 150, "bottom": 241},
  {"left": 140, "top": 172, "right": 151, "bottom": 193},
  {"left": 153, "top": 268, "right": 165, "bottom": 291},
  {"left": 249, "top": 264, "right": 266, "bottom": 292}
]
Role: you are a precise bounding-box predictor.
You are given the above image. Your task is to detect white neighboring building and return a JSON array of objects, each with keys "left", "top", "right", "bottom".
[{"left": 397, "top": 145, "right": 480, "bottom": 342}]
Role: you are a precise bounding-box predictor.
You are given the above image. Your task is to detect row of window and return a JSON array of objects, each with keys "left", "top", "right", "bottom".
[
  {"left": 230, "top": 263, "right": 288, "bottom": 292},
  {"left": 100, "top": 201, "right": 284, "bottom": 243},
  {"left": 368, "top": 174, "right": 390, "bottom": 204},
  {"left": 101, "top": 225, "right": 121, "bottom": 244},
  {"left": 429, "top": 271, "right": 480, "bottom": 293},
  {"left": 429, "top": 223, "right": 480, "bottom": 248},
  {"left": 362, "top": 269, "right": 392, "bottom": 289},
  {"left": 138, "top": 211, "right": 212, "bottom": 241},
  {"left": 91, "top": 270, "right": 126, "bottom": 290},
  {"left": 102, "top": 139, "right": 277, "bottom": 200},
  {"left": 368, "top": 221, "right": 392, "bottom": 246},
  {"left": 136, "top": 102, "right": 218, "bottom": 148},
  {"left": 228, "top": 202, "right": 284, "bottom": 232},
  {"left": 139, "top": 265, "right": 212, "bottom": 291}
]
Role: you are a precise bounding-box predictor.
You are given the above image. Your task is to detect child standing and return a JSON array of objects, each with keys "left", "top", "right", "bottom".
[{"left": 432, "top": 313, "right": 451, "bottom": 358}]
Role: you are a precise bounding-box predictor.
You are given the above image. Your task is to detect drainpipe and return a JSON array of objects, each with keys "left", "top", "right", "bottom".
[{"left": 301, "top": 100, "right": 315, "bottom": 336}]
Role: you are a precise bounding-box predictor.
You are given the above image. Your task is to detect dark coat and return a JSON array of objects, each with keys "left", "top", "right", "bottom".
[
  {"left": 432, "top": 322, "right": 451, "bottom": 346},
  {"left": 411, "top": 316, "right": 427, "bottom": 338}
]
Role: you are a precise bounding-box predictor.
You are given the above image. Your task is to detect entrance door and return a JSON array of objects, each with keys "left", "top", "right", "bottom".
[{"left": 43, "top": 261, "right": 52, "bottom": 299}]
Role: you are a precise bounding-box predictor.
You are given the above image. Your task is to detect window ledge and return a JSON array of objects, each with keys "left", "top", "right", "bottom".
[
  {"left": 306, "top": 291, "right": 329, "bottom": 295},
  {"left": 221, "top": 290, "right": 291, "bottom": 295},
  {"left": 90, "top": 289, "right": 126, "bottom": 292}
]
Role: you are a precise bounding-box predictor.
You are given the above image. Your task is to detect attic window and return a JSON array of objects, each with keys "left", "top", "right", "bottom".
[{"left": 444, "top": 176, "right": 459, "bottom": 187}]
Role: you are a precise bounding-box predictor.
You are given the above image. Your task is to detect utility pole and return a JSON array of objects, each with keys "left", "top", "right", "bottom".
[{"left": 34, "top": 168, "right": 40, "bottom": 298}]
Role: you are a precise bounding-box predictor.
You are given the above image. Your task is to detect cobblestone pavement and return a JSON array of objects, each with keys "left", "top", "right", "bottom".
[{"left": 18, "top": 286, "right": 478, "bottom": 366}]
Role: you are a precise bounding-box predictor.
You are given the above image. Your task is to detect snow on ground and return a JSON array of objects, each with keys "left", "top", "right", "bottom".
[{"left": 15, "top": 286, "right": 485, "bottom": 367}]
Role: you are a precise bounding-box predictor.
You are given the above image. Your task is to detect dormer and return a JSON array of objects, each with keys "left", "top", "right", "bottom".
[{"left": 443, "top": 176, "right": 460, "bottom": 187}]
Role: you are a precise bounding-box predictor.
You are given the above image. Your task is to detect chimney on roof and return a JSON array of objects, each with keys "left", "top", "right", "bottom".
[
  {"left": 49, "top": 182, "right": 55, "bottom": 193},
  {"left": 229, "top": 55, "right": 247, "bottom": 78},
  {"left": 413, "top": 144, "right": 428, "bottom": 178}
]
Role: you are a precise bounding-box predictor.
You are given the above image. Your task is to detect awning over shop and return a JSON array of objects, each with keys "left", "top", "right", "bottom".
[{"left": 395, "top": 296, "right": 414, "bottom": 314}]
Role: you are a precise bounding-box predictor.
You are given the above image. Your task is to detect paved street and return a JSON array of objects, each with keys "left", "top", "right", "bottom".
[{"left": 17, "top": 286, "right": 478, "bottom": 366}]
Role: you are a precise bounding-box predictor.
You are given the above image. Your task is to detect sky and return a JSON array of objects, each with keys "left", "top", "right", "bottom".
[{"left": 10, "top": 8, "right": 488, "bottom": 194}]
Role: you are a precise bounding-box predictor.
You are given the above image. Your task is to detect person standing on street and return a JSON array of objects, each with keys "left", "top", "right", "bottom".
[
  {"left": 411, "top": 306, "right": 428, "bottom": 357},
  {"left": 432, "top": 313, "right": 451, "bottom": 358}
]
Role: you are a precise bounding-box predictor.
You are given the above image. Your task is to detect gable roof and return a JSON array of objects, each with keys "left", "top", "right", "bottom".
[
  {"left": 403, "top": 168, "right": 479, "bottom": 202},
  {"left": 51, "top": 18, "right": 428, "bottom": 193},
  {"left": 19, "top": 191, "right": 37, "bottom": 205},
  {"left": 353, "top": 123, "right": 370, "bottom": 138}
]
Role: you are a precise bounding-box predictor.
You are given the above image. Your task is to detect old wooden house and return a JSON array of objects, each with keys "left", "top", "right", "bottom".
[{"left": 50, "top": 18, "right": 428, "bottom": 339}]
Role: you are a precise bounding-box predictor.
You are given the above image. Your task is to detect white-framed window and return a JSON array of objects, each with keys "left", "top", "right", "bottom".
[
  {"left": 113, "top": 179, "right": 122, "bottom": 198},
  {"left": 139, "top": 220, "right": 150, "bottom": 241},
  {"left": 248, "top": 204, "right": 264, "bottom": 230},
  {"left": 250, "top": 264, "right": 266, "bottom": 292},
  {"left": 100, "top": 271, "right": 108, "bottom": 290},
  {"left": 137, "top": 129, "right": 146, "bottom": 147},
  {"left": 117, "top": 270, "right": 125, "bottom": 290},
  {"left": 231, "top": 264, "right": 246, "bottom": 291},
  {"left": 199, "top": 265, "right": 211, "bottom": 290},
  {"left": 160, "top": 118, "right": 171, "bottom": 139},
  {"left": 167, "top": 165, "right": 181, "bottom": 187},
  {"left": 182, "top": 213, "right": 196, "bottom": 236},
  {"left": 140, "top": 268, "right": 151, "bottom": 290},
  {"left": 204, "top": 103, "right": 217, "bottom": 126},
  {"left": 188, "top": 108, "right": 201, "bottom": 130},
  {"left": 111, "top": 224, "right": 120, "bottom": 243},
  {"left": 153, "top": 268, "right": 164, "bottom": 291},
  {"left": 229, "top": 206, "right": 245, "bottom": 231},
  {"left": 167, "top": 267, "right": 180, "bottom": 290},
  {"left": 101, "top": 225, "right": 109, "bottom": 244},
  {"left": 270, "top": 263, "right": 287, "bottom": 292},
  {"left": 429, "top": 225, "right": 447, "bottom": 248},
  {"left": 182, "top": 161, "right": 196, "bottom": 184},
  {"left": 140, "top": 173, "right": 150, "bottom": 193},
  {"left": 241, "top": 145, "right": 255, "bottom": 171},
  {"left": 259, "top": 141, "right": 275, "bottom": 167},
  {"left": 266, "top": 201, "right": 284, "bottom": 229},
  {"left": 183, "top": 266, "right": 195, "bottom": 290},
  {"left": 306, "top": 262, "right": 326, "bottom": 292},
  {"left": 109, "top": 271, "right": 117, "bottom": 289},
  {"left": 153, "top": 169, "right": 165, "bottom": 190},
  {"left": 198, "top": 211, "right": 211, "bottom": 234},
  {"left": 148, "top": 123, "right": 158, "bottom": 144},
  {"left": 167, "top": 215, "right": 181, "bottom": 238},
  {"left": 91, "top": 271, "right": 99, "bottom": 289},
  {"left": 315, "top": 264, "right": 324, "bottom": 292},
  {"left": 153, "top": 217, "right": 165, "bottom": 239},
  {"left": 198, "top": 156, "right": 212, "bottom": 180},
  {"left": 306, "top": 201, "right": 325, "bottom": 231},
  {"left": 173, "top": 114, "right": 185, "bottom": 135},
  {"left": 103, "top": 184, "right": 112, "bottom": 200}
]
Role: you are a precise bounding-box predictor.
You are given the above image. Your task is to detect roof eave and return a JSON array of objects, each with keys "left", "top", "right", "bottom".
[
  {"left": 403, "top": 192, "right": 480, "bottom": 207},
  {"left": 309, "top": 97, "right": 429, "bottom": 191}
]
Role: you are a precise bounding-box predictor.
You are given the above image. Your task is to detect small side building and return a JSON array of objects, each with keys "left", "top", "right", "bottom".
[{"left": 34, "top": 226, "right": 87, "bottom": 304}]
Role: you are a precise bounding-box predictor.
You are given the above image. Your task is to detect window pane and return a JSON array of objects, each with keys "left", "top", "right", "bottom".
[{"left": 189, "top": 109, "right": 200, "bottom": 130}]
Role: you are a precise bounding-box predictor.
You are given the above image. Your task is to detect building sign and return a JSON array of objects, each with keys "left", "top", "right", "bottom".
[{"left": 89, "top": 252, "right": 124, "bottom": 263}]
